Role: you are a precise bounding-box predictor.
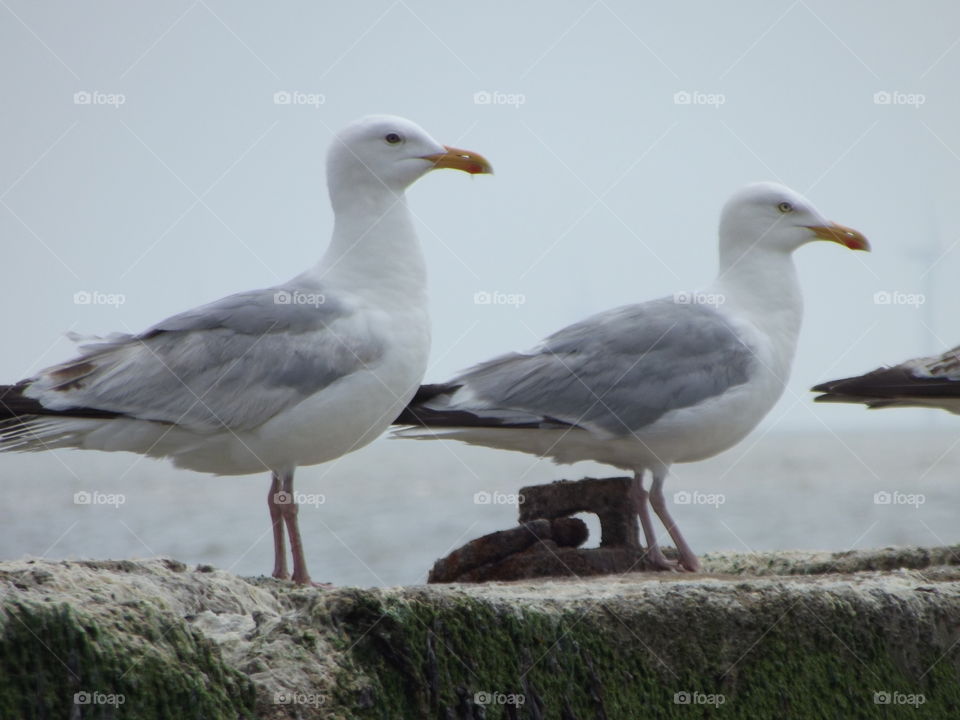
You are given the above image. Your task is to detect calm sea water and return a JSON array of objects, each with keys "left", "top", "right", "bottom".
[{"left": 1, "top": 429, "right": 957, "bottom": 587}]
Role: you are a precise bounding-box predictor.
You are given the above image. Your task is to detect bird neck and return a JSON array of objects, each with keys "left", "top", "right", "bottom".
[
  {"left": 311, "top": 190, "right": 427, "bottom": 305},
  {"left": 713, "top": 246, "right": 804, "bottom": 344}
]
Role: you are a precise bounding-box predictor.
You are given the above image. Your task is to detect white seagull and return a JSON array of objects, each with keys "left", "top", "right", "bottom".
[
  {"left": 813, "top": 346, "right": 960, "bottom": 413},
  {"left": 396, "top": 182, "right": 868, "bottom": 572},
  {"left": 0, "top": 115, "right": 492, "bottom": 584}
]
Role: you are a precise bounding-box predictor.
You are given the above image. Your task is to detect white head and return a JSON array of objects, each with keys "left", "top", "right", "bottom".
[
  {"left": 718, "top": 182, "right": 868, "bottom": 268},
  {"left": 326, "top": 115, "right": 492, "bottom": 208}
]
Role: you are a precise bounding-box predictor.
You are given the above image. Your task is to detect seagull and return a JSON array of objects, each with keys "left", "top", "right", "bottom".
[
  {"left": 395, "top": 182, "right": 868, "bottom": 572},
  {"left": 812, "top": 346, "right": 960, "bottom": 413},
  {"left": 0, "top": 115, "right": 492, "bottom": 585}
]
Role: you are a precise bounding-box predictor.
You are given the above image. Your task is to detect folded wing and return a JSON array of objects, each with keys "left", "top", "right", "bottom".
[
  {"left": 1, "top": 286, "right": 384, "bottom": 447},
  {"left": 398, "top": 299, "right": 756, "bottom": 435}
]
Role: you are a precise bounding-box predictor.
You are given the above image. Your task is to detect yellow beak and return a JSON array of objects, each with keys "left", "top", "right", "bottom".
[
  {"left": 807, "top": 222, "right": 870, "bottom": 251},
  {"left": 423, "top": 146, "right": 493, "bottom": 175}
]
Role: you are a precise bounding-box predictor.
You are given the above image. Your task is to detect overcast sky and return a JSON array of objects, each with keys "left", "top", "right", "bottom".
[{"left": 3, "top": 0, "right": 960, "bottom": 437}]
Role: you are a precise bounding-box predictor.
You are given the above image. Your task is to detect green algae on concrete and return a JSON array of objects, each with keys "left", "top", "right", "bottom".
[
  {"left": 0, "top": 599, "right": 256, "bottom": 719},
  {"left": 1, "top": 550, "right": 959, "bottom": 719},
  {"left": 323, "top": 577, "right": 960, "bottom": 719}
]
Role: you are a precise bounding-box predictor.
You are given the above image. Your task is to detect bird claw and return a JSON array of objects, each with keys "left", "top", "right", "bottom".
[
  {"left": 644, "top": 548, "right": 681, "bottom": 572},
  {"left": 290, "top": 571, "right": 333, "bottom": 588},
  {"left": 269, "top": 570, "right": 332, "bottom": 587},
  {"left": 304, "top": 580, "right": 334, "bottom": 589},
  {"left": 644, "top": 548, "right": 701, "bottom": 573}
]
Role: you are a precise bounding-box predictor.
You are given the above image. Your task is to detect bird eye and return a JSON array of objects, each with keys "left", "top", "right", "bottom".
[
  {"left": 777, "top": 201, "right": 794, "bottom": 213},
  {"left": 384, "top": 133, "right": 403, "bottom": 145}
]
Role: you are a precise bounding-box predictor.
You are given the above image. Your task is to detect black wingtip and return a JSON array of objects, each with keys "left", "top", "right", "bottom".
[
  {"left": 393, "top": 383, "right": 461, "bottom": 427},
  {"left": 408, "top": 382, "right": 461, "bottom": 406},
  {"left": 0, "top": 383, "right": 37, "bottom": 419},
  {"left": 0, "top": 383, "right": 121, "bottom": 421},
  {"left": 393, "top": 382, "right": 577, "bottom": 430},
  {"left": 812, "top": 392, "right": 864, "bottom": 405}
]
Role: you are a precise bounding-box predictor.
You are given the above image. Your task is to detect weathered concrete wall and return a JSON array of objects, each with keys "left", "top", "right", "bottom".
[{"left": 1, "top": 548, "right": 959, "bottom": 718}]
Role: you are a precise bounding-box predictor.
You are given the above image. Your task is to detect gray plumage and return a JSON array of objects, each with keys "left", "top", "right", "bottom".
[
  {"left": 434, "top": 299, "right": 756, "bottom": 434},
  {"left": 146, "top": 287, "right": 342, "bottom": 335},
  {"left": 17, "top": 285, "right": 383, "bottom": 434}
]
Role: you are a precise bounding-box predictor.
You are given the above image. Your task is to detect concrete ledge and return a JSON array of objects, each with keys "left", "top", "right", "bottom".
[{"left": 2, "top": 548, "right": 959, "bottom": 718}]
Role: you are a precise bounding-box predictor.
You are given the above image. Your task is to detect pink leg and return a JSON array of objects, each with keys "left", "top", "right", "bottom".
[
  {"left": 268, "top": 473, "right": 289, "bottom": 580},
  {"left": 278, "top": 470, "right": 313, "bottom": 585},
  {"left": 633, "top": 472, "right": 677, "bottom": 571},
  {"left": 648, "top": 473, "right": 701, "bottom": 572}
]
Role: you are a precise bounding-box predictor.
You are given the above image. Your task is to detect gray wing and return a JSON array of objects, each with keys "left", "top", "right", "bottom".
[
  {"left": 424, "top": 299, "right": 756, "bottom": 435},
  {"left": 22, "top": 285, "right": 384, "bottom": 432}
]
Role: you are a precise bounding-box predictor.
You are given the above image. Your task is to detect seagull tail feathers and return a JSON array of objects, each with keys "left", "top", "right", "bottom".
[
  {"left": 393, "top": 383, "right": 577, "bottom": 430},
  {"left": 0, "top": 383, "right": 120, "bottom": 452}
]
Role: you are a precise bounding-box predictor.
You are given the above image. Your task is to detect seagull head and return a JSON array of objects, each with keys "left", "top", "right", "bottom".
[
  {"left": 327, "top": 115, "right": 492, "bottom": 201},
  {"left": 718, "top": 182, "right": 869, "bottom": 262}
]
